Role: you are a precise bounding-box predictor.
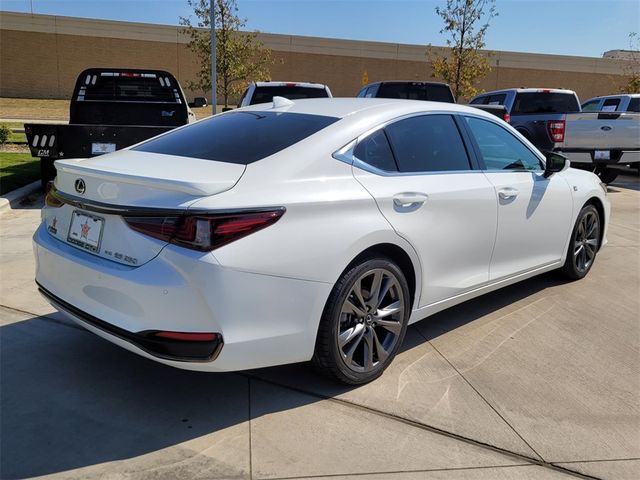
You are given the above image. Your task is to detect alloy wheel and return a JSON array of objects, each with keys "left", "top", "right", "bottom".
[
  {"left": 573, "top": 211, "right": 599, "bottom": 273},
  {"left": 337, "top": 268, "right": 405, "bottom": 373}
]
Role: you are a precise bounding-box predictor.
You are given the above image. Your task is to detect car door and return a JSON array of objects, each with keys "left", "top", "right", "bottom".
[
  {"left": 351, "top": 114, "right": 498, "bottom": 307},
  {"left": 462, "top": 115, "right": 573, "bottom": 280}
]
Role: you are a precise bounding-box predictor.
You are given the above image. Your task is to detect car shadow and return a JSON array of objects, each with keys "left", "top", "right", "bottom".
[{"left": 0, "top": 271, "right": 567, "bottom": 478}]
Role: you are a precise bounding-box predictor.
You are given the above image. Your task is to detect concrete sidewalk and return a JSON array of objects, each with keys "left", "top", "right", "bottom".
[{"left": 0, "top": 175, "right": 638, "bottom": 480}]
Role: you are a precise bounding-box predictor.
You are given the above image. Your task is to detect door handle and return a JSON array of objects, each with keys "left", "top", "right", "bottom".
[
  {"left": 393, "top": 192, "right": 428, "bottom": 208},
  {"left": 498, "top": 188, "right": 519, "bottom": 200}
]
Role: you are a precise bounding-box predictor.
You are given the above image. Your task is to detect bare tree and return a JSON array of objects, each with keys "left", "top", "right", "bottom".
[
  {"left": 620, "top": 32, "right": 640, "bottom": 93},
  {"left": 180, "top": 0, "right": 274, "bottom": 108},
  {"left": 429, "top": 0, "right": 497, "bottom": 101}
]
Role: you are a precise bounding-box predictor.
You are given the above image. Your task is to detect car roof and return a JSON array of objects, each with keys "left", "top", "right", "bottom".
[
  {"left": 583, "top": 93, "right": 640, "bottom": 101},
  {"left": 477, "top": 88, "right": 576, "bottom": 96},
  {"left": 253, "top": 81, "right": 328, "bottom": 89},
  {"left": 236, "top": 97, "right": 496, "bottom": 120},
  {"left": 363, "top": 80, "right": 450, "bottom": 87}
]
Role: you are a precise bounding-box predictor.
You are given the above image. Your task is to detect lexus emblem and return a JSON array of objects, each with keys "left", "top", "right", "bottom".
[{"left": 74, "top": 178, "right": 86, "bottom": 194}]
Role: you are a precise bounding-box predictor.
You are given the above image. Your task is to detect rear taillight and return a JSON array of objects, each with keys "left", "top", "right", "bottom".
[
  {"left": 503, "top": 112, "right": 511, "bottom": 123},
  {"left": 547, "top": 120, "right": 565, "bottom": 143},
  {"left": 124, "top": 209, "right": 285, "bottom": 251},
  {"left": 44, "top": 189, "right": 64, "bottom": 208}
]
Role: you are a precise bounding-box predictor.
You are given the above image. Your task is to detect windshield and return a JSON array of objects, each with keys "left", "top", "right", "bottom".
[
  {"left": 250, "top": 86, "right": 329, "bottom": 105},
  {"left": 134, "top": 111, "right": 339, "bottom": 164},
  {"left": 512, "top": 92, "right": 579, "bottom": 114}
]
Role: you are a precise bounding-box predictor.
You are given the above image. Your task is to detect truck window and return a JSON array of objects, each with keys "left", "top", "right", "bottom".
[
  {"left": 134, "top": 111, "right": 338, "bottom": 164},
  {"left": 512, "top": 92, "right": 580, "bottom": 114},
  {"left": 487, "top": 94, "right": 507, "bottom": 105},
  {"left": 601, "top": 98, "right": 621, "bottom": 112},
  {"left": 250, "top": 86, "right": 329, "bottom": 105},
  {"left": 628, "top": 97, "right": 640, "bottom": 113},
  {"left": 376, "top": 83, "right": 455, "bottom": 103},
  {"left": 81, "top": 73, "right": 179, "bottom": 103},
  {"left": 470, "top": 96, "right": 488, "bottom": 105},
  {"left": 581, "top": 99, "right": 601, "bottom": 112}
]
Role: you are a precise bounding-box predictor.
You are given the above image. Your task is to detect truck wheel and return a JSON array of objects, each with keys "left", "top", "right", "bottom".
[
  {"left": 594, "top": 166, "right": 618, "bottom": 184},
  {"left": 40, "top": 158, "right": 56, "bottom": 190}
]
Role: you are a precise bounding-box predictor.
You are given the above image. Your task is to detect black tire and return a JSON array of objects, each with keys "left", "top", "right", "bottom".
[
  {"left": 594, "top": 166, "right": 619, "bottom": 185},
  {"left": 313, "top": 256, "right": 411, "bottom": 385},
  {"left": 560, "top": 204, "right": 601, "bottom": 280},
  {"left": 40, "top": 157, "right": 56, "bottom": 190}
]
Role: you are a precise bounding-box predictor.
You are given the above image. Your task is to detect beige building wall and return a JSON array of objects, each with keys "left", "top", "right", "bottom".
[{"left": 0, "top": 11, "right": 630, "bottom": 103}]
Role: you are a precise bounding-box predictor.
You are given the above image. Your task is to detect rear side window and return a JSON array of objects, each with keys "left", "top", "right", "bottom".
[
  {"left": 486, "top": 94, "right": 507, "bottom": 105},
  {"left": 134, "top": 111, "right": 338, "bottom": 164},
  {"left": 512, "top": 92, "right": 579, "bottom": 114},
  {"left": 250, "top": 86, "right": 329, "bottom": 105},
  {"left": 353, "top": 129, "right": 398, "bottom": 172},
  {"left": 628, "top": 97, "right": 640, "bottom": 112},
  {"left": 384, "top": 115, "right": 470, "bottom": 172},
  {"left": 465, "top": 117, "right": 543, "bottom": 171},
  {"left": 470, "top": 96, "right": 488, "bottom": 105},
  {"left": 601, "top": 98, "right": 621, "bottom": 112}
]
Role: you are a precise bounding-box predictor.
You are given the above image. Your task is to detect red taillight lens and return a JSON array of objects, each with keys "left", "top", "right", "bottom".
[
  {"left": 503, "top": 113, "right": 511, "bottom": 123},
  {"left": 154, "top": 331, "right": 218, "bottom": 341},
  {"left": 124, "top": 209, "right": 285, "bottom": 251},
  {"left": 547, "top": 120, "right": 565, "bottom": 143},
  {"left": 44, "top": 189, "right": 64, "bottom": 208}
]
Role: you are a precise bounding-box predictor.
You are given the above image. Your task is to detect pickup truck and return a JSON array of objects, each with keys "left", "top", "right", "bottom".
[
  {"left": 25, "top": 68, "right": 195, "bottom": 187},
  {"left": 238, "top": 81, "right": 332, "bottom": 107},
  {"left": 470, "top": 88, "right": 640, "bottom": 183},
  {"left": 581, "top": 94, "right": 640, "bottom": 113},
  {"left": 357, "top": 81, "right": 510, "bottom": 122}
]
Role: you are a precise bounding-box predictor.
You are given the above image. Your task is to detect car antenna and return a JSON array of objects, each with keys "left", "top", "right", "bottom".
[{"left": 272, "top": 96, "right": 295, "bottom": 109}]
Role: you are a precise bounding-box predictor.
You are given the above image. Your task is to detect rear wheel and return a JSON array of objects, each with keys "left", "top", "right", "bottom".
[
  {"left": 313, "top": 257, "right": 410, "bottom": 385},
  {"left": 560, "top": 205, "right": 601, "bottom": 280}
]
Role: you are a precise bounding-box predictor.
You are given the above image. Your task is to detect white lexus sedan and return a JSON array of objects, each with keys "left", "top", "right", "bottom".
[{"left": 34, "top": 98, "right": 609, "bottom": 384}]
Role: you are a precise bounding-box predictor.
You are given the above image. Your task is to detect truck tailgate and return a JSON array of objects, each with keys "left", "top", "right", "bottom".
[
  {"left": 562, "top": 112, "right": 640, "bottom": 150},
  {"left": 24, "top": 124, "right": 175, "bottom": 160}
]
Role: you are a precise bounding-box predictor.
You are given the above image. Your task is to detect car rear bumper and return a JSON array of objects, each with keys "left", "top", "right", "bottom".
[
  {"left": 33, "top": 223, "right": 332, "bottom": 372},
  {"left": 560, "top": 150, "right": 640, "bottom": 165}
]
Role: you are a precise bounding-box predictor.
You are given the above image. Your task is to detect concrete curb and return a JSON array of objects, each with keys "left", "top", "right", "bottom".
[{"left": 0, "top": 181, "right": 41, "bottom": 214}]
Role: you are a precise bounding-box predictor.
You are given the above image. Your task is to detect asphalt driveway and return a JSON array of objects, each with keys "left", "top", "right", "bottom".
[{"left": 1, "top": 172, "right": 638, "bottom": 480}]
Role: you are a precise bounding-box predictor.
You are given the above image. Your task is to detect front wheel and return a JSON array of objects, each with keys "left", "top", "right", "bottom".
[
  {"left": 560, "top": 205, "right": 601, "bottom": 280},
  {"left": 313, "top": 257, "right": 411, "bottom": 385}
]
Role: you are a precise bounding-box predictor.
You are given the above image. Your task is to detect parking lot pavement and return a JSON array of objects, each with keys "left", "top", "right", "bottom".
[{"left": 1, "top": 173, "right": 638, "bottom": 480}]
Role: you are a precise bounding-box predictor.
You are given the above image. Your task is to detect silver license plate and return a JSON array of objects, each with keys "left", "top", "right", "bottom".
[
  {"left": 91, "top": 142, "right": 116, "bottom": 155},
  {"left": 594, "top": 150, "right": 610, "bottom": 160},
  {"left": 67, "top": 211, "right": 104, "bottom": 253}
]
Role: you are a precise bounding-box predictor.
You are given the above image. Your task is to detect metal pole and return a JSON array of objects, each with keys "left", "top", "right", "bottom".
[{"left": 210, "top": 0, "right": 216, "bottom": 115}]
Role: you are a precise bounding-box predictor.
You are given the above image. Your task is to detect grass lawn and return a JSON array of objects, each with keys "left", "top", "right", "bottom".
[
  {"left": 0, "top": 98, "right": 70, "bottom": 121},
  {"left": 0, "top": 152, "right": 39, "bottom": 195}
]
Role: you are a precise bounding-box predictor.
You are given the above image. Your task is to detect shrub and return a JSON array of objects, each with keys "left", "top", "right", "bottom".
[{"left": 0, "top": 125, "right": 10, "bottom": 144}]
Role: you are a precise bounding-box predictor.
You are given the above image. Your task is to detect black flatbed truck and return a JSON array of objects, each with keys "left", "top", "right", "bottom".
[{"left": 25, "top": 68, "right": 195, "bottom": 188}]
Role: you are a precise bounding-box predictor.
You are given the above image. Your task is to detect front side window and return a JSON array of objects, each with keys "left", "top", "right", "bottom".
[
  {"left": 465, "top": 117, "right": 543, "bottom": 171},
  {"left": 134, "top": 111, "right": 338, "bottom": 164},
  {"left": 384, "top": 115, "right": 471, "bottom": 172},
  {"left": 628, "top": 97, "right": 640, "bottom": 112},
  {"left": 353, "top": 129, "right": 398, "bottom": 172}
]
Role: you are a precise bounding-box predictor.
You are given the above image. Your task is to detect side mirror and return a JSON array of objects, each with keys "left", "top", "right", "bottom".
[
  {"left": 544, "top": 152, "right": 568, "bottom": 178},
  {"left": 189, "top": 97, "right": 208, "bottom": 108}
]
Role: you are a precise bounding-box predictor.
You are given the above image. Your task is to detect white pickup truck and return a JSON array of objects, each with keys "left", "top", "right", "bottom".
[{"left": 554, "top": 110, "right": 640, "bottom": 183}]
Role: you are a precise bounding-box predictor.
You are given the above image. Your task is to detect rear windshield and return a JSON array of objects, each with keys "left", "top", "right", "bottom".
[
  {"left": 250, "top": 86, "right": 329, "bottom": 105},
  {"left": 78, "top": 73, "right": 180, "bottom": 103},
  {"left": 134, "top": 111, "right": 338, "bottom": 164},
  {"left": 376, "top": 83, "right": 454, "bottom": 103},
  {"left": 512, "top": 92, "right": 579, "bottom": 114}
]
